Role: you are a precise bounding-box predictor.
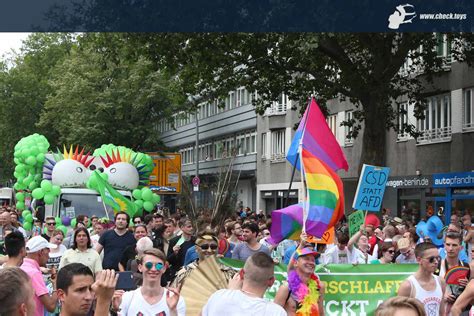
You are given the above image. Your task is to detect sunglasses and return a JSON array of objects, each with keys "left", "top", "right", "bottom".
[
  {"left": 144, "top": 261, "right": 164, "bottom": 271},
  {"left": 134, "top": 221, "right": 142, "bottom": 224},
  {"left": 387, "top": 250, "right": 395, "bottom": 254},
  {"left": 424, "top": 256, "right": 441, "bottom": 263},
  {"left": 199, "top": 244, "right": 218, "bottom": 250},
  {"left": 46, "top": 222, "right": 56, "bottom": 226}
]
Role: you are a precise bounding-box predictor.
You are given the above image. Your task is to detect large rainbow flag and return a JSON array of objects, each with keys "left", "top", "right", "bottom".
[{"left": 270, "top": 98, "right": 346, "bottom": 241}]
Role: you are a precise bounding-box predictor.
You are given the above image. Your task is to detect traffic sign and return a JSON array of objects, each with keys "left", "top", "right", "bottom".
[{"left": 192, "top": 176, "right": 200, "bottom": 186}]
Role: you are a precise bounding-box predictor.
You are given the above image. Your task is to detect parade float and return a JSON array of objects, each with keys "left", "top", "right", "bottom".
[{"left": 13, "top": 133, "right": 160, "bottom": 232}]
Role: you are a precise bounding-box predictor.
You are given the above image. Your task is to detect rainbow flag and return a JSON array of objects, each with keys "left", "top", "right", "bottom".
[
  {"left": 302, "top": 148, "right": 344, "bottom": 237},
  {"left": 287, "top": 98, "right": 348, "bottom": 172},
  {"left": 268, "top": 204, "right": 305, "bottom": 244}
]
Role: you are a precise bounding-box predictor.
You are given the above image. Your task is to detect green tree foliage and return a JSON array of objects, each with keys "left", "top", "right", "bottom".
[
  {"left": 0, "top": 33, "right": 184, "bottom": 182},
  {"left": 136, "top": 33, "right": 474, "bottom": 168}
]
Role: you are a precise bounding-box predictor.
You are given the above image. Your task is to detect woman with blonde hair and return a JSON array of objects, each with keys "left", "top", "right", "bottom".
[{"left": 375, "top": 297, "right": 426, "bottom": 316}]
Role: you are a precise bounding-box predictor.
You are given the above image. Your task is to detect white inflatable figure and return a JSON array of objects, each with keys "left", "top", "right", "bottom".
[
  {"left": 100, "top": 149, "right": 142, "bottom": 191},
  {"left": 45, "top": 146, "right": 95, "bottom": 188},
  {"left": 388, "top": 4, "right": 416, "bottom": 30}
]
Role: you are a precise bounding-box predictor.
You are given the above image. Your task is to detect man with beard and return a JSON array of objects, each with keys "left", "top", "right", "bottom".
[
  {"left": 398, "top": 242, "right": 446, "bottom": 316},
  {"left": 171, "top": 229, "right": 235, "bottom": 289},
  {"left": 274, "top": 247, "right": 325, "bottom": 315},
  {"left": 96, "top": 212, "right": 136, "bottom": 270},
  {"left": 232, "top": 222, "right": 271, "bottom": 262}
]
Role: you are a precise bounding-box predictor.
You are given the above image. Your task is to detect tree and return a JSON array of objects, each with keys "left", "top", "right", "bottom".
[
  {"left": 0, "top": 33, "right": 74, "bottom": 181},
  {"left": 38, "top": 33, "right": 185, "bottom": 151},
  {"left": 135, "top": 33, "right": 474, "bottom": 169}
]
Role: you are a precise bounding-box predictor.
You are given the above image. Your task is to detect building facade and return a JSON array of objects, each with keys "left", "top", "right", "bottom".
[{"left": 158, "top": 89, "right": 258, "bottom": 210}]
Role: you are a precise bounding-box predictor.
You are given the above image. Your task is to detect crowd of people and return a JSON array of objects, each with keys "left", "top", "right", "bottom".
[{"left": 0, "top": 204, "right": 473, "bottom": 316}]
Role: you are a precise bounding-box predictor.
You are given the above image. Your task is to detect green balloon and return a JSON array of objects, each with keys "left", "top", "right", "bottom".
[
  {"left": 32, "top": 188, "right": 45, "bottom": 200},
  {"left": 43, "top": 194, "right": 55, "bottom": 205},
  {"left": 25, "top": 156, "right": 36, "bottom": 165},
  {"left": 36, "top": 153, "right": 45, "bottom": 163},
  {"left": 16, "top": 201, "right": 25, "bottom": 210},
  {"left": 52, "top": 185, "right": 61, "bottom": 196},
  {"left": 132, "top": 189, "right": 142, "bottom": 200},
  {"left": 55, "top": 217, "right": 61, "bottom": 225},
  {"left": 143, "top": 201, "right": 154, "bottom": 212},
  {"left": 41, "top": 180, "right": 53, "bottom": 192},
  {"left": 14, "top": 183, "right": 22, "bottom": 190},
  {"left": 23, "top": 221, "right": 32, "bottom": 231},
  {"left": 71, "top": 218, "right": 77, "bottom": 228},
  {"left": 152, "top": 194, "right": 160, "bottom": 204},
  {"left": 134, "top": 199, "right": 143, "bottom": 209},
  {"left": 88, "top": 177, "right": 97, "bottom": 189},
  {"left": 141, "top": 188, "right": 153, "bottom": 201},
  {"left": 28, "top": 182, "right": 38, "bottom": 190},
  {"left": 57, "top": 225, "right": 67, "bottom": 236},
  {"left": 16, "top": 192, "right": 25, "bottom": 201},
  {"left": 22, "top": 210, "right": 30, "bottom": 218},
  {"left": 25, "top": 213, "right": 33, "bottom": 223}
]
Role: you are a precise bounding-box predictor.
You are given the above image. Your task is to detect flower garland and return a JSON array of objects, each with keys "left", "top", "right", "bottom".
[{"left": 287, "top": 270, "right": 320, "bottom": 316}]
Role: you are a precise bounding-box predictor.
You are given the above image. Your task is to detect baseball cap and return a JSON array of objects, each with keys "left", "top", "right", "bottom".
[
  {"left": 294, "top": 247, "right": 318, "bottom": 260},
  {"left": 26, "top": 236, "right": 57, "bottom": 253}
]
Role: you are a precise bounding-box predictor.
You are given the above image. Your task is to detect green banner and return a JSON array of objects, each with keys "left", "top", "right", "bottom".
[
  {"left": 219, "top": 258, "right": 418, "bottom": 315},
  {"left": 348, "top": 210, "right": 365, "bottom": 237}
]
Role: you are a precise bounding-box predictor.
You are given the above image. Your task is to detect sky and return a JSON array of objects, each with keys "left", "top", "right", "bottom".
[{"left": 0, "top": 32, "right": 31, "bottom": 59}]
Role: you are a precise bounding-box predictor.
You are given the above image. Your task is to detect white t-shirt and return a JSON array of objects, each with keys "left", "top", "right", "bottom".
[
  {"left": 118, "top": 288, "right": 186, "bottom": 316},
  {"left": 322, "top": 245, "right": 351, "bottom": 264},
  {"left": 202, "top": 289, "right": 286, "bottom": 316},
  {"left": 349, "top": 247, "right": 375, "bottom": 264}
]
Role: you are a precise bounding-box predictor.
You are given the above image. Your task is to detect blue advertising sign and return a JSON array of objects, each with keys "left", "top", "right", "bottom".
[
  {"left": 353, "top": 164, "right": 391, "bottom": 211},
  {"left": 432, "top": 172, "right": 474, "bottom": 188}
]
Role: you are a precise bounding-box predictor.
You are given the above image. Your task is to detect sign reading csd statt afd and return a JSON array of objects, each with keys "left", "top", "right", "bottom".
[{"left": 353, "top": 164, "right": 390, "bottom": 211}]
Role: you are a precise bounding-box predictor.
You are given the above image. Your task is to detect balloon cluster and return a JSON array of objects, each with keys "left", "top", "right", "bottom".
[
  {"left": 132, "top": 187, "right": 161, "bottom": 214},
  {"left": 13, "top": 134, "right": 50, "bottom": 210},
  {"left": 31, "top": 180, "right": 61, "bottom": 205},
  {"left": 86, "top": 172, "right": 109, "bottom": 189}
]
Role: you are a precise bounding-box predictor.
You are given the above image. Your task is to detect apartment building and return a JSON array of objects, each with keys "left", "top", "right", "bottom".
[{"left": 158, "top": 88, "right": 258, "bottom": 210}]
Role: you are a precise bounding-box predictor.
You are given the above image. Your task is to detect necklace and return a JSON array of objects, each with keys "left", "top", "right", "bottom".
[{"left": 241, "top": 289, "right": 260, "bottom": 297}]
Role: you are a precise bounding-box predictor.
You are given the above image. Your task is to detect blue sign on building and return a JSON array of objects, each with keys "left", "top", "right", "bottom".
[
  {"left": 432, "top": 172, "right": 474, "bottom": 188},
  {"left": 353, "top": 164, "right": 391, "bottom": 212}
]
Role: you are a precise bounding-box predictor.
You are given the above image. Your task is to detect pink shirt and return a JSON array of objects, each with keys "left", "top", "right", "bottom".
[{"left": 21, "top": 258, "right": 49, "bottom": 316}]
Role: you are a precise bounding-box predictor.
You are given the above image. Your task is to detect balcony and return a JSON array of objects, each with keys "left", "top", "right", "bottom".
[{"left": 416, "top": 126, "right": 452, "bottom": 145}]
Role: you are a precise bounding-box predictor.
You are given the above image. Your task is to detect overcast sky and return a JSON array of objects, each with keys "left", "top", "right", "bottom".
[{"left": 0, "top": 32, "right": 31, "bottom": 59}]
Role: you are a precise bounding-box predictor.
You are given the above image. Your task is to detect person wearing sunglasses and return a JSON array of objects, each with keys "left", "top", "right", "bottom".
[
  {"left": 112, "top": 248, "right": 185, "bottom": 316},
  {"left": 172, "top": 229, "right": 236, "bottom": 289},
  {"left": 41, "top": 216, "right": 57, "bottom": 242},
  {"left": 370, "top": 242, "right": 395, "bottom": 264},
  {"left": 398, "top": 242, "right": 447, "bottom": 316}
]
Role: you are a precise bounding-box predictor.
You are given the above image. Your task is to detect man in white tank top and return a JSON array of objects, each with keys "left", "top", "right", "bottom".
[{"left": 398, "top": 242, "right": 447, "bottom": 316}]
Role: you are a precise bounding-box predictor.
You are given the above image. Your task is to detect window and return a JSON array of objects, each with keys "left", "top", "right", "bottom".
[
  {"left": 435, "top": 33, "right": 452, "bottom": 63},
  {"left": 179, "top": 146, "right": 195, "bottom": 165},
  {"left": 397, "top": 103, "right": 409, "bottom": 141},
  {"left": 271, "top": 129, "right": 286, "bottom": 161},
  {"left": 417, "top": 94, "right": 452, "bottom": 143},
  {"left": 235, "top": 131, "right": 257, "bottom": 156},
  {"left": 464, "top": 88, "right": 474, "bottom": 131},
  {"left": 214, "top": 140, "right": 223, "bottom": 159},
  {"left": 268, "top": 93, "right": 288, "bottom": 115},
  {"left": 199, "top": 142, "right": 213, "bottom": 162},
  {"left": 326, "top": 114, "right": 337, "bottom": 138},
  {"left": 261, "top": 133, "right": 267, "bottom": 159},
  {"left": 344, "top": 111, "right": 354, "bottom": 146},
  {"left": 236, "top": 88, "right": 248, "bottom": 107}
]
